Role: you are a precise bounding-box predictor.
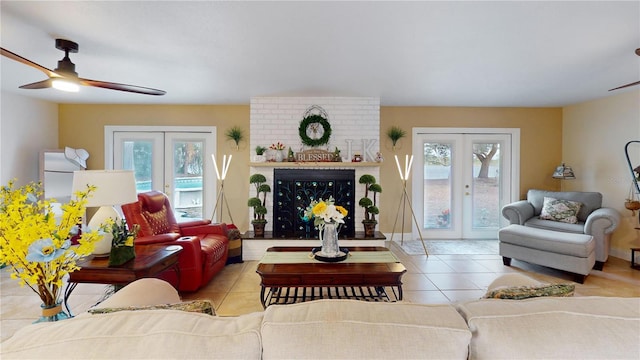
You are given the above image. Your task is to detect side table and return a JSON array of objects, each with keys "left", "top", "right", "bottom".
[{"left": 64, "top": 245, "right": 182, "bottom": 314}]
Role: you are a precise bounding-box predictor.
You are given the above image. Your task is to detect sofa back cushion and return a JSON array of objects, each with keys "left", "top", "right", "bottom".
[
  {"left": 0, "top": 310, "right": 264, "bottom": 359},
  {"left": 261, "top": 299, "right": 471, "bottom": 359},
  {"left": 527, "top": 189, "right": 602, "bottom": 222},
  {"left": 456, "top": 297, "right": 640, "bottom": 360}
]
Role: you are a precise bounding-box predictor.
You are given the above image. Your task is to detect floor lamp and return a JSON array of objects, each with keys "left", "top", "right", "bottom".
[
  {"left": 210, "top": 154, "right": 234, "bottom": 223},
  {"left": 390, "top": 155, "right": 428, "bottom": 256},
  {"left": 71, "top": 170, "right": 138, "bottom": 256}
]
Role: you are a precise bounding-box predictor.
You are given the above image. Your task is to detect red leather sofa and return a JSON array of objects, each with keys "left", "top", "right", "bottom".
[{"left": 122, "top": 191, "right": 230, "bottom": 292}]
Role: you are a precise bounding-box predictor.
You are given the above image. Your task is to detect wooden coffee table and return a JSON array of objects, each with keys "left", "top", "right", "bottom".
[
  {"left": 64, "top": 245, "right": 182, "bottom": 313},
  {"left": 256, "top": 246, "right": 406, "bottom": 308}
]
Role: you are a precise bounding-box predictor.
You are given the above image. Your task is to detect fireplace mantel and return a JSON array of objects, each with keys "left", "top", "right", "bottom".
[
  {"left": 249, "top": 161, "right": 381, "bottom": 235},
  {"left": 249, "top": 162, "right": 381, "bottom": 168}
]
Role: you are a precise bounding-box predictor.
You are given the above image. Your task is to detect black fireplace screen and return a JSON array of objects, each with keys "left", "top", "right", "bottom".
[{"left": 273, "top": 169, "right": 355, "bottom": 238}]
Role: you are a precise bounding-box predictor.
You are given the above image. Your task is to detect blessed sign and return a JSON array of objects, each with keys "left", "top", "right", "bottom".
[{"left": 295, "top": 149, "right": 339, "bottom": 162}]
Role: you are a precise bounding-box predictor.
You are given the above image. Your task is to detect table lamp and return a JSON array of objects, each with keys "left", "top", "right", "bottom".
[
  {"left": 552, "top": 163, "right": 576, "bottom": 180},
  {"left": 71, "top": 170, "right": 138, "bottom": 255}
]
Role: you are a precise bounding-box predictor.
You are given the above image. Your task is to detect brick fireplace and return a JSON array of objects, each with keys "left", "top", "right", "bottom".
[
  {"left": 248, "top": 96, "right": 381, "bottom": 238},
  {"left": 273, "top": 169, "right": 355, "bottom": 238}
]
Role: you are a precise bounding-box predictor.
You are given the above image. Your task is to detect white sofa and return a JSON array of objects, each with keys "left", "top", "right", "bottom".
[{"left": 2, "top": 278, "right": 639, "bottom": 359}]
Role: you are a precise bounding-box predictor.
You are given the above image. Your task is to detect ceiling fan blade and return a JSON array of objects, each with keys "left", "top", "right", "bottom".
[
  {"left": 1, "top": 47, "right": 58, "bottom": 78},
  {"left": 608, "top": 80, "right": 640, "bottom": 91},
  {"left": 19, "top": 79, "right": 53, "bottom": 89},
  {"left": 80, "top": 78, "right": 166, "bottom": 96}
]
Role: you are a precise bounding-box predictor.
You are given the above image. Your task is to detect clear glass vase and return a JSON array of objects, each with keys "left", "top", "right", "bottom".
[
  {"left": 320, "top": 222, "right": 340, "bottom": 257},
  {"left": 34, "top": 301, "right": 70, "bottom": 323}
]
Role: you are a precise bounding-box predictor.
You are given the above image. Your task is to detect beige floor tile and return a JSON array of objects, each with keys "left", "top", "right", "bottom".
[
  {"left": 403, "top": 290, "right": 451, "bottom": 304},
  {"left": 464, "top": 273, "right": 505, "bottom": 289},
  {"left": 425, "top": 273, "right": 482, "bottom": 290},
  {"left": 231, "top": 272, "right": 263, "bottom": 292},
  {"left": 410, "top": 259, "right": 456, "bottom": 273},
  {"left": 441, "top": 289, "right": 487, "bottom": 303},
  {"left": 216, "top": 291, "right": 263, "bottom": 316},
  {"left": 401, "top": 273, "right": 439, "bottom": 291},
  {"left": 439, "top": 259, "right": 495, "bottom": 273}
]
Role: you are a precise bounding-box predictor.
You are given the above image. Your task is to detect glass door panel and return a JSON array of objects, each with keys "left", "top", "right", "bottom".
[
  {"left": 166, "top": 133, "right": 209, "bottom": 222},
  {"left": 112, "top": 130, "right": 215, "bottom": 223},
  {"left": 464, "top": 135, "right": 510, "bottom": 238},
  {"left": 423, "top": 142, "right": 453, "bottom": 231},
  {"left": 414, "top": 131, "right": 512, "bottom": 239},
  {"left": 114, "top": 132, "right": 163, "bottom": 194}
]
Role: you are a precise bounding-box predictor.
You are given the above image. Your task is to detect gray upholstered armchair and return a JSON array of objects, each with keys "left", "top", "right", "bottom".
[{"left": 502, "top": 189, "right": 621, "bottom": 270}]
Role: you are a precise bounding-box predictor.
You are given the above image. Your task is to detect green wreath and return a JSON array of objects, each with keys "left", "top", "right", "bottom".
[{"left": 298, "top": 114, "right": 332, "bottom": 147}]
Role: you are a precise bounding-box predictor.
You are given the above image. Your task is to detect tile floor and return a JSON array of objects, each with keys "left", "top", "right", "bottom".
[{"left": 2, "top": 240, "right": 640, "bottom": 342}]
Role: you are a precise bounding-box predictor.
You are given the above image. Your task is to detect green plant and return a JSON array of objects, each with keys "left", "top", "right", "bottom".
[
  {"left": 386, "top": 126, "right": 407, "bottom": 149},
  {"left": 225, "top": 126, "right": 244, "bottom": 149},
  {"left": 358, "top": 174, "right": 382, "bottom": 223},
  {"left": 255, "top": 146, "right": 267, "bottom": 155},
  {"left": 248, "top": 174, "right": 271, "bottom": 223},
  {"left": 0, "top": 180, "right": 103, "bottom": 307}
]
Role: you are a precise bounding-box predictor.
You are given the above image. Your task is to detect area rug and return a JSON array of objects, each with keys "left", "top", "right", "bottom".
[{"left": 393, "top": 239, "right": 499, "bottom": 255}]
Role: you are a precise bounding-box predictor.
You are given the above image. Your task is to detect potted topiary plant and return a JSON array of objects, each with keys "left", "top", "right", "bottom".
[
  {"left": 358, "top": 174, "right": 382, "bottom": 237},
  {"left": 248, "top": 174, "right": 271, "bottom": 237}
]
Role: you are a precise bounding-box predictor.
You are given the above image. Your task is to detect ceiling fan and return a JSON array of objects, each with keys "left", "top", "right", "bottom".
[
  {"left": 0, "top": 39, "right": 165, "bottom": 96},
  {"left": 608, "top": 48, "right": 640, "bottom": 91}
]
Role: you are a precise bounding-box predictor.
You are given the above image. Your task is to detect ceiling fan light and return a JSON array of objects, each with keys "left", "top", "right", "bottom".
[{"left": 51, "top": 78, "right": 79, "bottom": 92}]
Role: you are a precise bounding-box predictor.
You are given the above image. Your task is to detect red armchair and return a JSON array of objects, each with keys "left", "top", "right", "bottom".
[{"left": 121, "top": 191, "right": 229, "bottom": 292}]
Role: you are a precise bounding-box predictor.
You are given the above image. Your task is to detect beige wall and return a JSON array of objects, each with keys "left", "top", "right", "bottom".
[
  {"left": 59, "top": 104, "right": 562, "bottom": 234},
  {"left": 563, "top": 90, "right": 640, "bottom": 259},
  {"left": 378, "top": 106, "right": 563, "bottom": 233},
  {"left": 1, "top": 92, "right": 58, "bottom": 186},
  {"left": 58, "top": 104, "right": 251, "bottom": 231}
]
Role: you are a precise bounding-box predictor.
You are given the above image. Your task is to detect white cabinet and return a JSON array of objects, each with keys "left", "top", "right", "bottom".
[{"left": 39, "top": 149, "right": 83, "bottom": 202}]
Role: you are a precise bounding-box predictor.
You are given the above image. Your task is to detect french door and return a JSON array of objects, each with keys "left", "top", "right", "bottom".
[
  {"left": 106, "top": 126, "right": 216, "bottom": 223},
  {"left": 412, "top": 129, "right": 519, "bottom": 239}
]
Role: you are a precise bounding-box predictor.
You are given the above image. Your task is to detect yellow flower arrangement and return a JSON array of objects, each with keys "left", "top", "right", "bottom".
[
  {"left": 0, "top": 180, "right": 103, "bottom": 308},
  {"left": 303, "top": 196, "right": 348, "bottom": 230}
]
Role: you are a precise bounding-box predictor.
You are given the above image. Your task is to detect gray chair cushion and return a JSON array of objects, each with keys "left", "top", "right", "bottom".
[
  {"left": 527, "top": 189, "right": 602, "bottom": 222},
  {"left": 524, "top": 217, "right": 585, "bottom": 233},
  {"left": 499, "top": 224, "right": 594, "bottom": 258}
]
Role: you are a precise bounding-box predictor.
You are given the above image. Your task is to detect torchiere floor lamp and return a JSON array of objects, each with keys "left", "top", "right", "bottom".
[{"left": 390, "top": 155, "right": 428, "bottom": 256}]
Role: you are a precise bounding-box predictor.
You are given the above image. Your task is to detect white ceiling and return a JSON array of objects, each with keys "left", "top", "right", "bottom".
[{"left": 1, "top": 1, "right": 639, "bottom": 107}]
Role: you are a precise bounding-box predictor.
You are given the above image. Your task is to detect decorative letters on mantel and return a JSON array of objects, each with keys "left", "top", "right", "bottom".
[{"left": 344, "top": 139, "right": 377, "bottom": 162}]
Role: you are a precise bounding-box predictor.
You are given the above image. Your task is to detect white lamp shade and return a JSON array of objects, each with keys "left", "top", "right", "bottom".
[
  {"left": 71, "top": 170, "right": 138, "bottom": 256},
  {"left": 72, "top": 170, "right": 138, "bottom": 206}
]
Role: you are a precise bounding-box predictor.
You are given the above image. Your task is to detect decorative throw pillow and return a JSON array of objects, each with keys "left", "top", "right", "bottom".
[
  {"left": 89, "top": 299, "right": 216, "bottom": 316},
  {"left": 539, "top": 197, "right": 582, "bottom": 224},
  {"left": 483, "top": 283, "right": 575, "bottom": 300}
]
